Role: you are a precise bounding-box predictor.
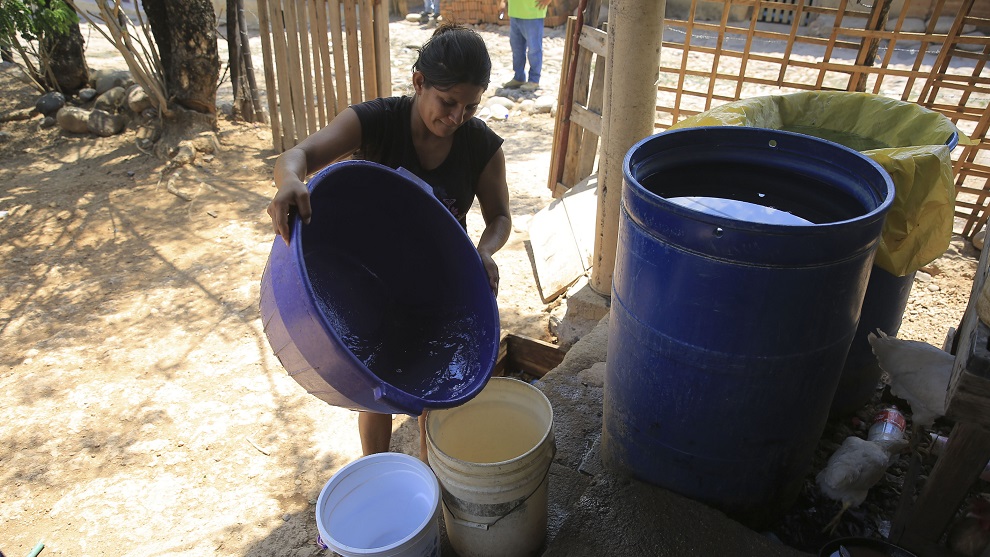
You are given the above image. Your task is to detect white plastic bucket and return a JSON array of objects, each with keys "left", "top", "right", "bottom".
[
  {"left": 315, "top": 452, "right": 441, "bottom": 557},
  {"left": 426, "top": 377, "right": 555, "bottom": 557}
]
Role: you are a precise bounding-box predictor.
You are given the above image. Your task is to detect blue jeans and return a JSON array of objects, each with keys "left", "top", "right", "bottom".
[
  {"left": 510, "top": 17, "right": 544, "bottom": 84},
  {"left": 423, "top": 0, "right": 437, "bottom": 14}
]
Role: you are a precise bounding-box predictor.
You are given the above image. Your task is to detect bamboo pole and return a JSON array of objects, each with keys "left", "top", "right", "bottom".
[
  {"left": 257, "top": 0, "right": 283, "bottom": 151},
  {"left": 328, "top": 0, "right": 349, "bottom": 113},
  {"left": 589, "top": 0, "right": 664, "bottom": 296}
]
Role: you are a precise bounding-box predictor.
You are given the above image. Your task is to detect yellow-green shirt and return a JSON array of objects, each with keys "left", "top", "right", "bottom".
[{"left": 507, "top": 0, "right": 547, "bottom": 20}]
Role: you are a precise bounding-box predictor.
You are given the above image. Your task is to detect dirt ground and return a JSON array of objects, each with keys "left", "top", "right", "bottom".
[{"left": 0, "top": 14, "right": 981, "bottom": 557}]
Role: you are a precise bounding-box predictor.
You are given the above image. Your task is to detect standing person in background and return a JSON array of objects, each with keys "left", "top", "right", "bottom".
[
  {"left": 499, "top": 0, "right": 552, "bottom": 92},
  {"left": 421, "top": 0, "right": 439, "bottom": 22},
  {"left": 267, "top": 24, "right": 511, "bottom": 462}
]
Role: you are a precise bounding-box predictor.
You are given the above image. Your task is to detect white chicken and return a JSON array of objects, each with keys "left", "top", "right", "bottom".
[
  {"left": 867, "top": 329, "right": 953, "bottom": 429},
  {"left": 816, "top": 435, "right": 908, "bottom": 533}
]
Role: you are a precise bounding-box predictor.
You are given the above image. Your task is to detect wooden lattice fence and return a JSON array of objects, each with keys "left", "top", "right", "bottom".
[
  {"left": 552, "top": 0, "right": 990, "bottom": 239},
  {"left": 257, "top": 0, "right": 391, "bottom": 153}
]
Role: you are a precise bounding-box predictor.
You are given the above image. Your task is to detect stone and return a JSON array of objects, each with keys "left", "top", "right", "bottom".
[
  {"left": 973, "top": 229, "right": 986, "bottom": 251},
  {"left": 77, "top": 88, "right": 97, "bottom": 103},
  {"left": 136, "top": 124, "right": 162, "bottom": 144},
  {"left": 0, "top": 131, "right": 11, "bottom": 143},
  {"left": 218, "top": 101, "right": 235, "bottom": 117},
  {"left": 487, "top": 96, "right": 515, "bottom": 110},
  {"left": 94, "top": 86, "right": 127, "bottom": 113},
  {"left": 56, "top": 106, "right": 91, "bottom": 134},
  {"left": 534, "top": 95, "right": 555, "bottom": 114},
  {"left": 87, "top": 109, "right": 128, "bottom": 137},
  {"left": 489, "top": 104, "right": 510, "bottom": 120},
  {"left": 889, "top": 17, "right": 927, "bottom": 33},
  {"left": 41, "top": 116, "right": 57, "bottom": 128},
  {"left": 959, "top": 32, "right": 988, "bottom": 53},
  {"left": 126, "top": 85, "right": 153, "bottom": 114},
  {"left": 91, "top": 69, "right": 133, "bottom": 95},
  {"left": 35, "top": 91, "right": 65, "bottom": 117}
]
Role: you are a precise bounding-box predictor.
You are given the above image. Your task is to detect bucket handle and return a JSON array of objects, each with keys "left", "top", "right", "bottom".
[{"left": 442, "top": 443, "right": 557, "bottom": 531}]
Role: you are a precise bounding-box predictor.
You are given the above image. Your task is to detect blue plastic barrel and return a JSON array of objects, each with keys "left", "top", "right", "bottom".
[
  {"left": 601, "top": 127, "right": 894, "bottom": 527},
  {"left": 830, "top": 131, "right": 959, "bottom": 416},
  {"left": 259, "top": 160, "right": 499, "bottom": 415}
]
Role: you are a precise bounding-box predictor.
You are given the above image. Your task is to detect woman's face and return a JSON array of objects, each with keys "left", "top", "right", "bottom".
[{"left": 413, "top": 72, "right": 485, "bottom": 138}]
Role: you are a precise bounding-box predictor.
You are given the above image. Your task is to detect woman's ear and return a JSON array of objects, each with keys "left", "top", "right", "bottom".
[{"left": 412, "top": 71, "right": 425, "bottom": 94}]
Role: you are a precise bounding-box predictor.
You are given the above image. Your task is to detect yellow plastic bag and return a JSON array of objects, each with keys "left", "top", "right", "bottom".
[{"left": 670, "top": 91, "right": 970, "bottom": 276}]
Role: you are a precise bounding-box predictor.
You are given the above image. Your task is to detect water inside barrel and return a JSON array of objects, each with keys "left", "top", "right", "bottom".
[{"left": 642, "top": 160, "right": 865, "bottom": 224}]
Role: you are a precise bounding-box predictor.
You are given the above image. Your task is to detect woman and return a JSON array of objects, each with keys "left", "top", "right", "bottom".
[{"left": 266, "top": 24, "right": 511, "bottom": 461}]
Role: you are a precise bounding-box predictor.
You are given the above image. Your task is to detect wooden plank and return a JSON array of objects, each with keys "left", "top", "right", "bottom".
[
  {"left": 569, "top": 103, "right": 601, "bottom": 137},
  {"left": 343, "top": 0, "right": 363, "bottom": 101},
  {"left": 576, "top": 54, "right": 605, "bottom": 180},
  {"left": 328, "top": 0, "right": 349, "bottom": 112},
  {"left": 547, "top": 15, "right": 576, "bottom": 195},
  {"left": 295, "top": 0, "right": 318, "bottom": 138},
  {"left": 946, "top": 232, "right": 990, "bottom": 425},
  {"left": 374, "top": 0, "right": 392, "bottom": 97},
  {"left": 256, "top": 0, "right": 283, "bottom": 152},
  {"left": 577, "top": 25, "right": 606, "bottom": 57},
  {"left": 267, "top": 0, "right": 298, "bottom": 149},
  {"left": 283, "top": 0, "right": 308, "bottom": 146},
  {"left": 359, "top": 0, "right": 378, "bottom": 98},
  {"left": 308, "top": 0, "right": 327, "bottom": 129},
  {"left": 892, "top": 422, "right": 990, "bottom": 550},
  {"left": 315, "top": 0, "right": 338, "bottom": 122},
  {"left": 527, "top": 175, "right": 598, "bottom": 303},
  {"left": 505, "top": 334, "right": 566, "bottom": 378}
]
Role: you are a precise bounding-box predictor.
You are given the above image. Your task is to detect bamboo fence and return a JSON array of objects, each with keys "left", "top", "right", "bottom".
[{"left": 551, "top": 0, "right": 990, "bottom": 238}]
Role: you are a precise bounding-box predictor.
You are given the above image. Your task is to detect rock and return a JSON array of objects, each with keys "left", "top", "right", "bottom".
[
  {"left": 41, "top": 116, "right": 57, "bottom": 128},
  {"left": 405, "top": 13, "right": 422, "bottom": 22},
  {"left": 78, "top": 88, "right": 97, "bottom": 103},
  {"left": 91, "top": 69, "right": 133, "bottom": 95},
  {"left": 218, "top": 101, "right": 235, "bottom": 117},
  {"left": 930, "top": 16, "right": 976, "bottom": 34},
  {"left": 171, "top": 144, "right": 197, "bottom": 165},
  {"left": 56, "top": 106, "right": 91, "bottom": 134},
  {"left": 87, "top": 109, "right": 128, "bottom": 137},
  {"left": 973, "top": 229, "right": 986, "bottom": 251},
  {"left": 136, "top": 124, "right": 162, "bottom": 144},
  {"left": 915, "top": 270, "right": 933, "bottom": 284},
  {"left": 0, "top": 131, "right": 11, "bottom": 143},
  {"left": 94, "top": 86, "right": 127, "bottom": 113},
  {"left": 889, "top": 17, "right": 927, "bottom": 33},
  {"left": 959, "top": 32, "right": 988, "bottom": 53},
  {"left": 533, "top": 95, "right": 555, "bottom": 114},
  {"left": 519, "top": 99, "right": 537, "bottom": 113},
  {"left": 126, "top": 85, "right": 153, "bottom": 114},
  {"left": 489, "top": 104, "right": 510, "bottom": 120},
  {"left": 487, "top": 96, "right": 515, "bottom": 110},
  {"left": 35, "top": 91, "right": 66, "bottom": 117}
]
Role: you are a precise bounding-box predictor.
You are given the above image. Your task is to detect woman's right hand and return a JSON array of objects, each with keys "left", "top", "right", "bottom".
[{"left": 266, "top": 177, "right": 311, "bottom": 245}]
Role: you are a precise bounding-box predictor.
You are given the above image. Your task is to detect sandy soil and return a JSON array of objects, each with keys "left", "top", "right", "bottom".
[{"left": 0, "top": 13, "right": 980, "bottom": 557}]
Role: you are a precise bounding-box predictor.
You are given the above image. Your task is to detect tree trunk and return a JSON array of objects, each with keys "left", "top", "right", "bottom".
[
  {"left": 42, "top": 18, "right": 90, "bottom": 93},
  {"left": 142, "top": 0, "right": 220, "bottom": 115}
]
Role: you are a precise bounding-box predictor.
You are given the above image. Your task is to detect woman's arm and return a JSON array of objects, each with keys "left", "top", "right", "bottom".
[
  {"left": 474, "top": 147, "right": 512, "bottom": 295},
  {"left": 267, "top": 108, "right": 364, "bottom": 244}
]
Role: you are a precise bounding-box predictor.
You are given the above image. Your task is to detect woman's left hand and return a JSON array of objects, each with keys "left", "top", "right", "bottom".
[{"left": 479, "top": 250, "right": 500, "bottom": 296}]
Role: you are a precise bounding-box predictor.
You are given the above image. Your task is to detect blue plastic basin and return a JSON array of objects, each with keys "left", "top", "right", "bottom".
[{"left": 260, "top": 161, "right": 499, "bottom": 415}]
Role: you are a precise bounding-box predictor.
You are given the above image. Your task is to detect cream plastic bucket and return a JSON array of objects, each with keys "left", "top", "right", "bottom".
[
  {"left": 426, "top": 377, "right": 555, "bottom": 557},
  {"left": 315, "top": 452, "right": 441, "bottom": 557}
]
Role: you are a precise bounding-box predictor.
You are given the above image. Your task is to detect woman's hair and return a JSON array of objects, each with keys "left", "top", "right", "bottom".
[{"left": 413, "top": 23, "right": 492, "bottom": 90}]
